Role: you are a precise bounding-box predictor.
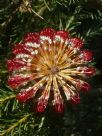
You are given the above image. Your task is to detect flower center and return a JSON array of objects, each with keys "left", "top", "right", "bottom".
[{"left": 50, "top": 66, "right": 59, "bottom": 75}]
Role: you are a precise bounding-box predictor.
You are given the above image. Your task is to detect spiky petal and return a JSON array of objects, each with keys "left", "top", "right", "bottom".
[
  {"left": 16, "top": 87, "right": 36, "bottom": 102},
  {"left": 7, "top": 58, "right": 27, "bottom": 72},
  {"left": 69, "top": 38, "right": 83, "bottom": 49},
  {"left": 70, "top": 94, "right": 80, "bottom": 104},
  {"left": 81, "top": 50, "right": 93, "bottom": 62}
]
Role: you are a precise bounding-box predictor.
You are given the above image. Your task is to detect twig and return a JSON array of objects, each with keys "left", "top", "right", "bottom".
[
  {"left": 30, "top": 5, "right": 47, "bottom": 20},
  {"left": 65, "top": 16, "right": 75, "bottom": 30},
  {"left": 0, "top": 95, "right": 15, "bottom": 103},
  {"left": 0, "top": 113, "right": 31, "bottom": 136},
  {"left": 44, "top": 0, "right": 51, "bottom": 11},
  {"left": 34, "top": 116, "right": 45, "bottom": 136}
]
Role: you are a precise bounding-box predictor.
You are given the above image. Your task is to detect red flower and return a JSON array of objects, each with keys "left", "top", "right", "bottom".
[{"left": 7, "top": 28, "right": 96, "bottom": 113}]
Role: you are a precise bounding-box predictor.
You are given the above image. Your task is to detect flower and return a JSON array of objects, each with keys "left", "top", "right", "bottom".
[{"left": 7, "top": 28, "right": 96, "bottom": 113}]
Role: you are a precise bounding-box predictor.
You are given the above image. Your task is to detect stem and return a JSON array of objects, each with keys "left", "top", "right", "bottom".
[
  {"left": 65, "top": 16, "right": 74, "bottom": 30},
  {"left": 0, "top": 70, "right": 8, "bottom": 74},
  {"left": 37, "top": 6, "right": 47, "bottom": 17},
  {"left": 0, "top": 95, "right": 15, "bottom": 103},
  {"left": 34, "top": 116, "right": 45, "bottom": 136},
  {"left": 31, "top": 3, "right": 47, "bottom": 20},
  {"left": 44, "top": 0, "right": 50, "bottom": 11},
  {"left": 0, "top": 113, "right": 31, "bottom": 136}
]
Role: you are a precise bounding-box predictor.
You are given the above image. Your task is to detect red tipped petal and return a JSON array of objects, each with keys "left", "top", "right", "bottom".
[
  {"left": 54, "top": 101, "right": 64, "bottom": 113},
  {"left": 16, "top": 87, "right": 35, "bottom": 102},
  {"left": 77, "top": 67, "right": 96, "bottom": 77},
  {"left": 14, "top": 43, "right": 24, "bottom": 48},
  {"left": 55, "top": 30, "right": 69, "bottom": 41},
  {"left": 13, "top": 45, "right": 32, "bottom": 55},
  {"left": 75, "top": 80, "right": 91, "bottom": 92},
  {"left": 7, "top": 59, "right": 26, "bottom": 72},
  {"left": 81, "top": 50, "right": 93, "bottom": 62},
  {"left": 72, "top": 78, "right": 91, "bottom": 92},
  {"left": 8, "top": 75, "right": 32, "bottom": 89},
  {"left": 36, "top": 90, "right": 49, "bottom": 113},
  {"left": 36, "top": 103, "right": 45, "bottom": 113},
  {"left": 36, "top": 98, "right": 48, "bottom": 113},
  {"left": 40, "top": 28, "right": 56, "bottom": 39},
  {"left": 84, "top": 67, "right": 96, "bottom": 77},
  {"left": 81, "top": 82, "right": 91, "bottom": 92},
  {"left": 69, "top": 38, "right": 83, "bottom": 49},
  {"left": 70, "top": 94, "right": 80, "bottom": 104},
  {"left": 54, "top": 95, "right": 64, "bottom": 113},
  {"left": 23, "top": 32, "right": 39, "bottom": 43}
]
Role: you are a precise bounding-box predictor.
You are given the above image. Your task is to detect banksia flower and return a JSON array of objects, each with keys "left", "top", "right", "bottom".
[{"left": 7, "top": 28, "right": 96, "bottom": 113}]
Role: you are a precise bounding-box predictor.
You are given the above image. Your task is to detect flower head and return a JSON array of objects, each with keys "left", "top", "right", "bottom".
[{"left": 7, "top": 28, "right": 96, "bottom": 113}]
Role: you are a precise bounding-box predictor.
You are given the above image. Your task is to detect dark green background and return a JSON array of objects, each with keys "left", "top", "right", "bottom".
[{"left": 0, "top": 0, "right": 102, "bottom": 136}]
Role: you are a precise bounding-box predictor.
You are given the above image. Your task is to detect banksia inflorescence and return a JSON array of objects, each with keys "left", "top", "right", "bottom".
[{"left": 7, "top": 28, "right": 96, "bottom": 113}]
